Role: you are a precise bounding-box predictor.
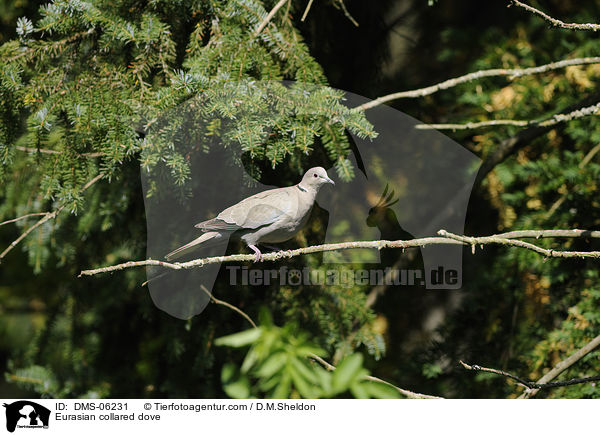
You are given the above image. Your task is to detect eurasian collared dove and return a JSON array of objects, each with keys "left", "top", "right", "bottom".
[{"left": 165, "top": 167, "right": 335, "bottom": 261}]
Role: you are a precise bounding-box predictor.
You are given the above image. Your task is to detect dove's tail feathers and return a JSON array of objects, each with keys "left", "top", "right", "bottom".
[
  {"left": 195, "top": 218, "right": 241, "bottom": 231},
  {"left": 165, "top": 231, "right": 224, "bottom": 260}
]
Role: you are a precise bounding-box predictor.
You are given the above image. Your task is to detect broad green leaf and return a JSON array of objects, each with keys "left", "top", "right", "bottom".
[
  {"left": 241, "top": 348, "right": 259, "bottom": 373},
  {"left": 365, "top": 381, "right": 401, "bottom": 399},
  {"left": 289, "top": 366, "right": 320, "bottom": 398},
  {"left": 221, "top": 363, "right": 251, "bottom": 399},
  {"left": 290, "top": 357, "right": 319, "bottom": 384},
  {"left": 223, "top": 376, "right": 251, "bottom": 399},
  {"left": 272, "top": 371, "right": 292, "bottom": 399},
  {"left": 349, "top": 382, "right": 370, "bottom": 399},
  {"left": 332, "top": 353, "right": 363, "bottom": 393},
  {"left": 215, "top": 327, "right": 262, "bottom": 348},
  {"left": 256, "top": 352, "right": 287, "bottom": 378}
]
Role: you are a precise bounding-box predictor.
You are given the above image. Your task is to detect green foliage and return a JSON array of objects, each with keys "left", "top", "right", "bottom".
[
  {"left": 408, "top": 0, "right": 600, "bottom": 399},
  {"left": 215, "top": 311, "right": 400, "bottom": 399}
]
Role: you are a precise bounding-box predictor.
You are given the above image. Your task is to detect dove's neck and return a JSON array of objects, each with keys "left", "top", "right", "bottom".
[{"left": 296, "top": 183, "right": 319, "bottom": 199}]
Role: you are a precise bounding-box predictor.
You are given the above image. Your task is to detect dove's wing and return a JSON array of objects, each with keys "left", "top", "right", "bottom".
[{"left": 195, "top": 188, "right": 293, "bottom": 231}]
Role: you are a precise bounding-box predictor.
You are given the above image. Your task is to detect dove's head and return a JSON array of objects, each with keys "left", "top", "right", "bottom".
[{"left": 300, "top": 167, "right": 335, "bottom": 191}]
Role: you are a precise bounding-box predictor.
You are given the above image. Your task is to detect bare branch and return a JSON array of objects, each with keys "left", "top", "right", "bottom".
[
  {"left": 80, "top": 172, "right": 105, "bottom": 190},
  {"left": 417, "top": 120, "right": 532, "bottom": 130},
  {"left": 353, "top": 57, "right": 600, "bottom": 111},
  {"left": 438, "top": 230, "right": 600, "bottom": 259},
  {"left": 415, "top": 102, "right": 600, "bottom": 131},
  {"left": 79, "top": 237, "right": 461, "bottom": 276},
  {"left": 509, "top": 0, "right": 600, "bottom": 31},
  {"left": 520, "top": 334, "right": 600, "bottom": 398},
  {"left": 0, "top": 209, "right": 62, "bottom": 262},
  {"left": 459, "top": 360, "right": 600, "bottom": 390},
  {"left": 475, "top": 93, "right": 600, "bottom": 186},
  {"left": 334, "top": 0, "right": 359, "bottom": 27},
  {"left": 492, "top": 229, "right": 600, "bottom": 239},
  {"left": 16, "top": 146, "right": 104, "bottom": 158},
  {"left": 79, "top": 229, "right": 600, "bottom": 277},
  {"left": 200, "top": 284, "right": 257, "bottom": 328},
  {"left": 0, "top": 213, "right": 49, "bottom": 227},
  {"left": 0, "top": 173, "right": 104, "bottom": 263},
  {"left": 301, "top": 0, "right": 315, "bottom": 22},
  {"left": 254, "top": 0, "right": 289, "bottom": 37}
]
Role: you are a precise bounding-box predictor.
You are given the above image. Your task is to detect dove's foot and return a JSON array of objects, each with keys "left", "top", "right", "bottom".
[{"left": 249, "top": 244, "right": 263, "bottom": 262}]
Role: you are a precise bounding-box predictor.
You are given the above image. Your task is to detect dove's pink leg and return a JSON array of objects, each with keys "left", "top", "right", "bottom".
[{"left": 249, "top": 244, "right": 263, "bottom": 262}]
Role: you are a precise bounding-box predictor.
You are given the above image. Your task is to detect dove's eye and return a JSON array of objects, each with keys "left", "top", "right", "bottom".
[{"left": 313, "top": 173, "right": 318, "bottom": 178}]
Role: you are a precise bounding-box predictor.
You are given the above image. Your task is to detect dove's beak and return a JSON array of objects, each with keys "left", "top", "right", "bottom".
[{"left": 325, "top": 176, "right": 335, "bottom": 185}]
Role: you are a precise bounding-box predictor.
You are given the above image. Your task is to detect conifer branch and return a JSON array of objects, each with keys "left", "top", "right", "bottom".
[
  {"left": 519, "top": 334, "right": 600, "bottom": 398},
  {"left": 459, "top": 360, "right": 600, "bottom": 390},
  {"left": 5, "top": 28, "right": 95, "bottom": 64},
  {"left": 353, "top": 56, "right": 600, "bottom": 111},
  {"left": 0, "top": 173, "right": 104, "bottom": 263},
  {"left": 79, "top": 229, "right": 600, "bottom": 277},
  {"left": 254, "top": 0, "right": 289, "bottom": 37},
  {"left": 509, "top": 1, "right": 600, "bottom": 31},
  {"left": 415, "top": 102, "right": 600, "bottom": 130}
]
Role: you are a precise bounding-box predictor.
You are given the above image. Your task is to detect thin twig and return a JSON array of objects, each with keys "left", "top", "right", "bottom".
[
  {"left": 0, "top": 173, "right": 104, "bottom": 263},
  {"left": 546, "top": 143, "right": 600, "bottom": 219},
  {"left": 492, "top": 229, "right": 600, "bottom": 239},
  {"left": 0, "top": 213, "right": 49, "bottom": 227},
  {"left": 353, "top": 57, "right": 600, "bottom": 111},
  {"left": 459, "top": 360, "right": 600, "bottom": 390},
  {"left": 475, "top": 93, "right": 600, "bottom": 187},
  {"left": 415, "top": 102, "right": 600, "bottom": 131},
  {"left": 0, "top": 209, "right": 62, "bottom": 262},
  {"left": 254, "top": 0, "right": 288, "bottom": 37},
  {"left": 520, "top": 334, "right": 600, "bottom": 398},
  {"left": 438, "top": 229, "right": 600, "bottom": 259},
  {"left": 334, "top": 0, "right": 358, "bottom": 27},
  {"left": 301, "top": 0, "right": 315, "bottom": 21},
  {"left": 509, "top": 0, "right": 600, "bottom": 31},
  {"left": 200, "top": 284, "right": 257, "bottom": 328},
  {"left": 16, "top": 146, "right": 104, "bottom": 158},
  {"left": 309, "top": 353, "right": 441, "bottom": 399},
  {"left": 79, "top": 229, "right": 600, "bottom": 277},
  {"left": 417, "top": 119, "right": 532, "bottom": 130}
]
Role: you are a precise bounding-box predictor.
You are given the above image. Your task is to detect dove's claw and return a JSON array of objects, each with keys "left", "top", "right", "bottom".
[{"left": 249, "top": 245, "right": 263, "bottom": 262}]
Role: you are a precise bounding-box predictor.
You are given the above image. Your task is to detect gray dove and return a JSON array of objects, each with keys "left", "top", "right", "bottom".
[{"left": 165, "top": 167, "right": 335, "bottom": 261}]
